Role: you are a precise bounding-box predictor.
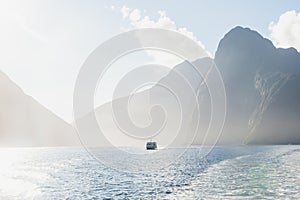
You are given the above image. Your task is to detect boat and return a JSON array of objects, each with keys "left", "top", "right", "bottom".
[{"left": 146, "top": 141, "right": 157, "bottom": 150}]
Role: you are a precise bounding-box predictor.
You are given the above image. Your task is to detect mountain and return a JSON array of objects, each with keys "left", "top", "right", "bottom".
[
  {"left": 215, "top": 26, "right": 300, "bottom": 144},
  {"left": 6, "top": 26, "right": 300, "bottom": 147},
  {"left": 78, "top": 26, "right": 300, "bottom": 146},
  {"left": 78, "top": 57, "right": 226, "bottom": 147},
  {"left": 0, "top": 71, "right": 79, "bottom": 146}
]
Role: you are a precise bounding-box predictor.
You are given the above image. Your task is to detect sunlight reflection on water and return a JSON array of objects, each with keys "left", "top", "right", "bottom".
[{"left": 0, "top": 146, "right": 299, "bottom": 199}]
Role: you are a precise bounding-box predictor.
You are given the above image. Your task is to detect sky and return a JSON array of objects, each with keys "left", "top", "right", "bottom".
[{"left": 0, "top": 0, "right": 299, "bottom": 122}]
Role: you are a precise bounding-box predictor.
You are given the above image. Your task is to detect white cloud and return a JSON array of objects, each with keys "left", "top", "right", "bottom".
[
  {"left": 120, "top": 6, "right": 130, "bottom": 19},
  {"left": 129, "top": 10, "right": 199, "bottom": 43},
  {"left": 129, "top": 9, "right": 141, "bottom": 21},
  {"left": 130, "top": 10, "right": 176, "bottom": 30},
  {"left": 119, "top": 6, "right": 211, "bottom": 64},
  {"left": 269, "top": 10, "right": 300, "bottom": 52}
]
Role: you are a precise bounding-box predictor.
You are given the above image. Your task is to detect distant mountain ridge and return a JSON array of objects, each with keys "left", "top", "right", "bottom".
[
  {"left": 78, "top": 26, "right": 300, "bottom": 146},
  {"left": 0, "top": 71, "right": 79, "bottom": 146},
  {"left": 1, "top": 26, "right": 300, "bottom": 146}
]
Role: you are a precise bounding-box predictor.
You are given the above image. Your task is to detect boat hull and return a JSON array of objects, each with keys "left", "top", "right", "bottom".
[{"left": 146, "top": 142, "right": 157, "bottom": 150}]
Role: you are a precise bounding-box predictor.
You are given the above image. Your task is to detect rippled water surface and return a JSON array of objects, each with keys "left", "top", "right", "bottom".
[{"left": 0, "top": 146, "right": 299, "bottom": 199}]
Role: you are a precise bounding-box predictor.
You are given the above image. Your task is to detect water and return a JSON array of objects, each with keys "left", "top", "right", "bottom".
[{"left": 0, "top": 146, "right": 299, "bottom": 199}]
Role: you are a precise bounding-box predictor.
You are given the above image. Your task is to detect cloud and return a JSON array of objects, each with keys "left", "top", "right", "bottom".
[
  {"left": 129, "top": 9, "right": 141, "bottom": 21},
  {"left": 119, "top": 6, "right": 211, "bottom": 62},
  {"left": 131, "top": 10, "right": 176, "bottom": 30},
  {"left": 269, "top": 10, "right": 300, "bottom": 52},
  {"left": 120, "top": 6, "right": 130, "bottom": 19}
]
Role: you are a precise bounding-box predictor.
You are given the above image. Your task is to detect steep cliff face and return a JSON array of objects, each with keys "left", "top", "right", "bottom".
[
  {"left": 215, "top": 26, "right": 300, "bottom": 144},
  {"left": 0, "top": 71, "right": 79, "bottom": 146}
]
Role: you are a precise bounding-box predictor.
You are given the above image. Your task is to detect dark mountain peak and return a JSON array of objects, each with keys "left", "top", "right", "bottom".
[
  {"left": 225, "top": 26, "right": 253, "bottom": 37},
  {"left": 226, "top": 26, "right": 259, "bottom": 36},
  {"left": 219, "top": 26, "right": 272, "bottom": 46},
  {"left": 277, "top": 47, "right": 299, "bottom": 56},
  {"left": 212, "top": 26, "right": 300, "bottom": 145},
  {"left": 219, "top": 26, "right": 299, "bottom": 55},
  {"left": 215, "top": 26, "right": 276, "bottom": 62}
]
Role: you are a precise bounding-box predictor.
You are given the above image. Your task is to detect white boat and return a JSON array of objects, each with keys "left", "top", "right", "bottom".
[{"left": 146, "top": 141, "right": 157, "bottom": 150}]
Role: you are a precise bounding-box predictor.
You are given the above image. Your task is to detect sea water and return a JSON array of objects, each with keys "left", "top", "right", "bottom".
[{"left": 0, "top": 146, "right": 299, "bottom": 199}]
